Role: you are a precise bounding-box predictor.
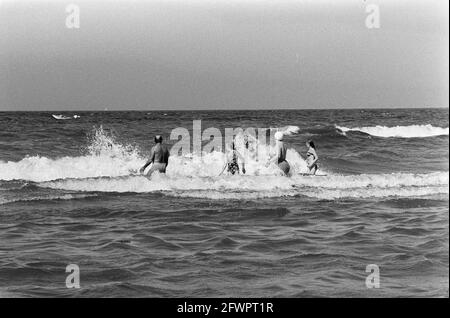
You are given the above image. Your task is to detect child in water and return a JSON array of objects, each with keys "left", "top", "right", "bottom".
[
  {"left": 306, "top": 140, "right": 319, "bottom": 175},
  {"left": 219, "top": 141, "right": 246, "bottom": 175}
]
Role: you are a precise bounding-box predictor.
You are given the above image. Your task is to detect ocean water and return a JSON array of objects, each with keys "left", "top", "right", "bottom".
[{"left": 0, "top": 108, "right": 448, "bottom": 297}]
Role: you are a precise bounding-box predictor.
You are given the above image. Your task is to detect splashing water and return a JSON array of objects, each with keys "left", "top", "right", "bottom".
[
  {"left": 1, "top": 126, "right": 448, "bottom": 200},
  {"left": 0, "top": 126, "right": 310, "bottom": 182},
  {"left": 0, "top": 126, "right": 145, "bottom": 182}
]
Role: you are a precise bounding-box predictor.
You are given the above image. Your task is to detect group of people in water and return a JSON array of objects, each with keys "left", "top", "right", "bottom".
[{"left": 140, "top": 132, "right": 319, "bottom": 177}]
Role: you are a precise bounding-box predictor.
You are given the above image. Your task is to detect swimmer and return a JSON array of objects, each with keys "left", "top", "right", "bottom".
[
  {"left": 140, "top": 135, "right": 170, "bottom": 177},
  {"left": 243, "top": 133, "right": 257, "bottom": 160},
  {"left": 305, "top": 140, "right": 319, "bottom": 175},
  {"left": 219, "top": 141, "right": 246, "bottom": 175},
  {"left": 266, "top": 131, "right": 290, "bottom": 175}
]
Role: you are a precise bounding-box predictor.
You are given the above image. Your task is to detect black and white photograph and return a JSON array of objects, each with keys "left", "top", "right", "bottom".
[{"left": 0, "top": 0, "right": 448, "bottom": 301}]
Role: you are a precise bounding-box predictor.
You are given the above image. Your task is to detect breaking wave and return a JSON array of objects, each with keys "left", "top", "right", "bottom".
[
  {"left": 1, "top": 126, "right": 448, "bottom": 200},
  {"left": 0, "top": 127, "right": 145, "bottom": 182},
  {"left": 336, "top": 124, "right": 449, "bottom": 138},
  {"left": 40, "top": 172, "right": 449, "bottom": 200},
  {"left": 278, "top": 125, "right": 300, "bottom": 136},
  {"left": 0, "top": 126, "right": 312, "bottom": 182}
]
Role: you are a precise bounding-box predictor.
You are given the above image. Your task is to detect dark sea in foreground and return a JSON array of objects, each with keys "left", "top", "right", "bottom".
[{"left": 0, "top": 108, "right": 448, "bottom": 297}]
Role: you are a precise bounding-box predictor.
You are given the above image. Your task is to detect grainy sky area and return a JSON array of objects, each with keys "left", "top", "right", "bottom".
[{"left": 0, "top": 0, "right": 448, "bottom": 110}]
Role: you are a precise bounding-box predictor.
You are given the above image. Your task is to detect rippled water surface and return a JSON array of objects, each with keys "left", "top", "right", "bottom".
[{"left": 0, "top": 109, "right": 448, "bottom": 297}]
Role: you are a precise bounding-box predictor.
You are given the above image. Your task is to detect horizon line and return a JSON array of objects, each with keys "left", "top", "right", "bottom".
[{"left": 1, "top": 106, "right": 449, "bottom": 112}]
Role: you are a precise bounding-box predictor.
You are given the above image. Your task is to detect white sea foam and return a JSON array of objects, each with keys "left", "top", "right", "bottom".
[
  {"left": 2, "top": 126, "right": 448, "bottom": 200},
  {"left": 0, "top": 155, "right": 143, "bottom": 182},
  {"left": 279, "top": 125, "right": 300, "bottom": 136},
  {"left": 336, "top": 124, "right": 449, "bottom": 138},
  {"left": 0, "top": 127, "right": 145, "bottom": 182},
  {"left": 41, "top": 172, "right": 449, "bottom": 200},
  {"left": 0, "top": 126, "right": 311, "bottom": 182}
]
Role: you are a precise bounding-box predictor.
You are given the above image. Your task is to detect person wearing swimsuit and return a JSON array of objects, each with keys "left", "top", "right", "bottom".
[
  {"left": 219, "top": 142, "right": 246, "bottom": 175},
  {"left": 306, "top": 140, "right": 318, "bottom": 175},
  {"left": 243, "top": 133, "right": 257, "bottom": 161},
  {"left": 266, "top": 131, "right": 290, "bottom": 175},
  {"left": 140, "top": 135, "right": 170, "bottom": 177}
]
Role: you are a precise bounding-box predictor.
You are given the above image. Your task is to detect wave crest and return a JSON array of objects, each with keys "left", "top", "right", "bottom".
[
  {"left": 0, "top": 126, "right": 312, "bottom": 182},
  {"left": 336, "top": 124, "right": 449, "bottom": 138},
  {"left": 41, "top": 172, "right": 449, "bottom": 200},
  {"left": 2, "top": 126, "right": 448, "bottom": 200}
]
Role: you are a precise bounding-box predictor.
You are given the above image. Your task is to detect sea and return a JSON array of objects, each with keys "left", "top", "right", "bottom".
[{"left": 0, "top": 108, "right": 448, "bottom": 297}]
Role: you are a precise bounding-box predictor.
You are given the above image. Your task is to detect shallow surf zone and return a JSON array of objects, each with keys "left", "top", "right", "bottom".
[
  {"left": 1, "top": 126, "right": 449, "bottom": 201},
  {"left": 0, "top": 127, "right": 146, "bottom": 182},
  {"left": 40, "top": 171, "right": 449, "bottom": 200},
  {"left": 0, "top": 125, "right": 312, "bottom": 182}
]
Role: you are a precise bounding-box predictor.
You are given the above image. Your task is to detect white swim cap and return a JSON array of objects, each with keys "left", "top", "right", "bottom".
[{"left": 274, "top": 131, "right": 284, "bottom": 141}]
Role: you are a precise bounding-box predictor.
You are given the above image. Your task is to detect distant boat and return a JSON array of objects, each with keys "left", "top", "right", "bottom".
[
  {"left": 52, "top": 114, "right": 80, "bottom": 120},
  {"left": 52, "top": 114, "right": 71, "bottom": 120}
]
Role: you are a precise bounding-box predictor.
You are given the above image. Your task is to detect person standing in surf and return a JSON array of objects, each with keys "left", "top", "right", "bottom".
[
  {"left": 266, "top": 131, "right": 290, "bottom": 176},
  {"left": 219, "top": 141, "right": 246, "bottom": 175},
  {"left": 306, "top": 140, "right": 319, "bottom": 175},
  {"left": 243, "top": 133, "right": 257, "bottom": 160},
  {"left": 140, "top": 135, "right": 170, "bottom": 177}
]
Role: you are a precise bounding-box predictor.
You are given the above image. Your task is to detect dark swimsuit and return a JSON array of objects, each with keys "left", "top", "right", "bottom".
[
  {"left": 227, "top": 151, "right": 240, "bottom": 175},
  {"left": 307, "top": 150, "right": 318, "bottom": 170}
]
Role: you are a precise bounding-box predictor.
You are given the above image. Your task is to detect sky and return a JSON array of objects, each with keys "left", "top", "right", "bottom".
[{"left": 0, "top": 0, "right": 448, "bottom": 111}]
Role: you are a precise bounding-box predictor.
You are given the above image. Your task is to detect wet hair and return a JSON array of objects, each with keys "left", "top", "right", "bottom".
[
  {"left": 307, "top": 140, "right": 316, "bottom": 149},
  {"left": 154, "top": 135, "right": 163, "bottom": 143}
]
